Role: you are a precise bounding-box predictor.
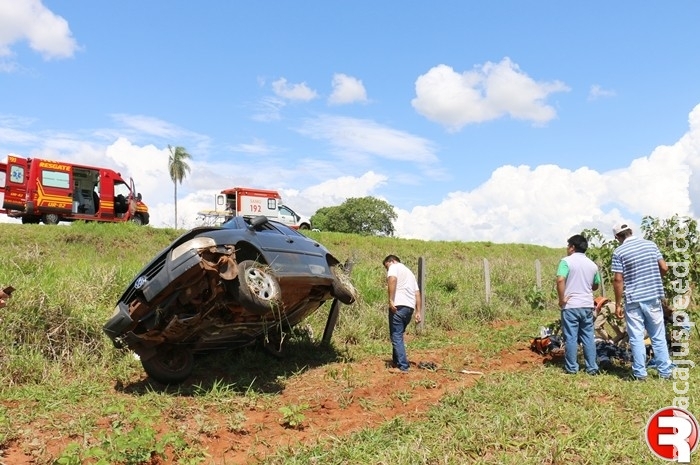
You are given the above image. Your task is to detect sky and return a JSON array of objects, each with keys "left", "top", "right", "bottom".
[{"left": 1, "top": 1, "right": 699, "bottom": 247}]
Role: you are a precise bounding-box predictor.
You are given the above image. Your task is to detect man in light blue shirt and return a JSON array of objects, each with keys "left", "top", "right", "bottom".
[{"left": 556, "top": 234, "right": 600, "bottom": 375}]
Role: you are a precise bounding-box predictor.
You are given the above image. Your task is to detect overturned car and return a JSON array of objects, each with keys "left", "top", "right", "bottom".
[{"left": 103, "top": 215, "right": 357, "bottom": 384}]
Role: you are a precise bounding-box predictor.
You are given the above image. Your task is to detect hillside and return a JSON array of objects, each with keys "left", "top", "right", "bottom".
[{"left": 0, "top": 222, "right": 686, "bottom": 465}]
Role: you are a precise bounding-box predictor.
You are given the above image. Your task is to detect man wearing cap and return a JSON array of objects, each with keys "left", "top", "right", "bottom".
[{"left": 611, "top": 223, "right": 672, "bottom": 381}]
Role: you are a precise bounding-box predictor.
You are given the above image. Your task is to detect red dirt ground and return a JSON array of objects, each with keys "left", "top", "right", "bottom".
[{"left": 1, "top": 332, "right": 547, "bottom": 464}]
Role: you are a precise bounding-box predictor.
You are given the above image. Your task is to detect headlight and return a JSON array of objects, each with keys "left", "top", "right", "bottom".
[
  {"left": 171, "top": 236, "right": 217, "bottom": 261},
  {"left": 309, "top": 264, "right": 326, "bottom": 275}
]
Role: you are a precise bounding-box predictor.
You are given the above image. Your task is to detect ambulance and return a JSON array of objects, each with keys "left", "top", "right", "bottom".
[
  {"left": 198, "top": 186, "right": 311, "bottom": 230},
  {"left": 0, "top": 154, "right": 149, "bottom": 225}
]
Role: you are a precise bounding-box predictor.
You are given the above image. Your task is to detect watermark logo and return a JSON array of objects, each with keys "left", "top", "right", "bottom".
[{"left": 646, "top": 407, "right": 699, "bottom": 462}]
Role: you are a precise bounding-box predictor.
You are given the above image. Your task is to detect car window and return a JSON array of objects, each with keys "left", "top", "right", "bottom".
[
  {"left": 221, "top": 218, "right": 245, "bottom": 230},
  {"left": 238, "top": 216, "right": 303, "bottom": 236},
  {"left": 241, "top": 217, "right": 284, "bottom": 235},
  {"left": 273, "top": 221, "right": 305, "bottom": 236}
]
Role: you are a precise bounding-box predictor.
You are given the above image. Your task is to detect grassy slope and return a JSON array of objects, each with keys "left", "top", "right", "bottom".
[{"left": 0, "top": 222, "right": 696, "bottom": 464}]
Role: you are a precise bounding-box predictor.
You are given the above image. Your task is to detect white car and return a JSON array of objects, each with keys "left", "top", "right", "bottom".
[{"left": 277, "top": 204, "right": 312, "bottom": 230}]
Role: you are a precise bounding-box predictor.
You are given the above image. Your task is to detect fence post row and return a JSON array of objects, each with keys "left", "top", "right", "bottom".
[{"left": 324, "top": 256, "right": 560, "bottom": 343}]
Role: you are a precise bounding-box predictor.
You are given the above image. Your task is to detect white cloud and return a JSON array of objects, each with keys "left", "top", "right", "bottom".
[
  {"left": 588, "top": 84, "right": 616, "bottom": 101},
  {"left": 328, "top": 73, "right": 368, "bottom": 105},
  {"left": 394, "top": 164, "right": 611, "bottom": 246},
  {"left": 271, "top": 78, "right": 318, "bottom": 101},
  {"left": 0, "top": 127, "right": 38, "bottom": 147},
  {"left": 298, "top": 115, "right": 438, "bottom": 164},
  {"left": 411, "top": 58, "right": 570, "bottom": 131},
  {"left": 229, "top": 139, "right": 277, "bottom": 155},
  {"left": 251, "top": 96, "right": 285, "bottom": 122},
  {"left": 277, "top": 171, "right": 388, "bottom": 222},
  {"left": 394, "top": 104, "right": 700, "bottom": 246},
  {"left": 680, "top": 103, "right": 700, "bottom": 217},
  {"left": 110, "top": 114, "right": 184, "bottom": 139},
  {"left": 0, "top": 0, "right": 79, "bottom": 61}
]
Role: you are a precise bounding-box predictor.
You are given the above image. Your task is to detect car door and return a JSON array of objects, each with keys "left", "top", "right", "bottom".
[
  {"left": 277, "top": 205, "right": 298, "bottom": 227},
  {"left": 249, "top": 220, "right": 324, "bottom": 274}
]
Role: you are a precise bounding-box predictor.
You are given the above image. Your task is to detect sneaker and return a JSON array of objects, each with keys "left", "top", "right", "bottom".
[
  {"left": 388, "top": 368, "right": 408, "bottom": 374},
  {"left": 587, "top": 370, "right": 600, "bottom": 376},
  {"left": 631, "top": 376, "right": 647, "bottom": 382}
]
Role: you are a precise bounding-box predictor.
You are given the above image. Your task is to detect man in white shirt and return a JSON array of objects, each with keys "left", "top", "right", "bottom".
[
  {"left": 556, "top": 234, "right": 600, "bottom": 375},
  {"left": 383, "top": 255, "right": 422, "bottom": 373}
]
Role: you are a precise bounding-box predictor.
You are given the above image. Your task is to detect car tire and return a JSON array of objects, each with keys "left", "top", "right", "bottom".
[
  {"left": 331, "top": 265, "right": 356, "bottom": 305},
  {"left": 237, "top": 260, "right": 282, "bottom": 315},
  {"left": 130, "top": 215, "right": 143, "bottom": 226},
  {"left": 140, "top": 345, "right": 194, "bottom": 384}
]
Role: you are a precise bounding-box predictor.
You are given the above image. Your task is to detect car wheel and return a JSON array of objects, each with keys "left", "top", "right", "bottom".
[
  {"left": 42, "top": 213, "right": 59, "bottom": 225},
  {"left": 130, "top": 215, "right": 143, "bottom": 226},
  {"left": 299, "top": 223, "right": 310, "bottom": 230},
  {"left": 331, "top": 265, "right": 357, "bottom": 305},
  {"left": 237, "top": 260, "right": 282, "bottom": 315},
  {"left": 140, "top": 345, "right": 194, "bottom": 384}
]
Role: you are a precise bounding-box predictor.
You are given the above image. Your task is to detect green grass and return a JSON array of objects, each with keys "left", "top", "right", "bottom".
[
  {"left": 0, "top": 222, "right": 696, "bottom": 464},
  {"left": 262, "top": 369, "right": 676, "bottom": 465}
]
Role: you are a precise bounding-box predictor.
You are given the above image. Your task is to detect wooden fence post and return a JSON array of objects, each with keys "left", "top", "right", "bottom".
[
  {"left": 417, "top": 256, "right": 426, "bottom": 332},
  {"left": 483, "top": 258, "right": 491, "bottom": 304}
]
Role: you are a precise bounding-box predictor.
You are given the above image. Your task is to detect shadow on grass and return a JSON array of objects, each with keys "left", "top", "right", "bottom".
[
  {"left": 115, "top": 338, "right": 348, "bottom": 396},
  {"left": 542, "top": 352, "right": 636, "bottom": 379}
]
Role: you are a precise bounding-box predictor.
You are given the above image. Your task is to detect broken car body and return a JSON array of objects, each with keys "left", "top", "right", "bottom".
[{"left": 103, "top": 215, "right": 356, "bottom": 384}]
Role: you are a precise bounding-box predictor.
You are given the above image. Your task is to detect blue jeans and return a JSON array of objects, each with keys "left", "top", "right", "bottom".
[
  {"left": 625, "top": 298, "right": 672, "bottom": 379},
  {"left": 389, "top": 306, "right": 414, "bottom": 371},
  {"left": 561, "top": 308, "right": 598, "bottom": 374}
]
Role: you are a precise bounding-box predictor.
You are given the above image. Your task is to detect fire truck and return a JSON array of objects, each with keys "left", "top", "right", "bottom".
[
  {"left": 0, "top": 154, "right": 149, "bottom": 225},
  {"left": 197, "top": 186, "right": 311, "bottom": 229}
]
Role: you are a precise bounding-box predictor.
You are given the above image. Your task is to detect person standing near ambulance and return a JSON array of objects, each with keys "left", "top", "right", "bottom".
[{"left": 383, "top": 255, "right": 421, "bottom": 373}]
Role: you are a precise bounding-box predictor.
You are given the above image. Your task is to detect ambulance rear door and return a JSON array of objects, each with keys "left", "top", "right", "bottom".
[{"left": 2, "top": 155, "right": 29, "bottom": 211}]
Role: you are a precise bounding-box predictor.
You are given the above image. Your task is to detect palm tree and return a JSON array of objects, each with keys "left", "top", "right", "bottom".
[{"left": 168, "top": 145, "right": 192, "bottom": 228}]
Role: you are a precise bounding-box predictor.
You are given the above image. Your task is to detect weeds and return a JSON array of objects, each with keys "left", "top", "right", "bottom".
[
  {"left": 226, "top": 411, "right": 248, "bottom": 434},
  {"left": 278, "top": 403, "right": 309, "bottom": 429},
  {"left": 56, "top": 421, "right": 177, "bottom": 465},
  {"left": 525, "top": 285, "right": 547, "bottom": 310}
]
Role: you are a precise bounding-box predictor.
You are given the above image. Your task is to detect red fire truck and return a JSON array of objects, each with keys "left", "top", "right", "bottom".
[{"left": 0, "top": 154, "right": 149, "bottom": 225}]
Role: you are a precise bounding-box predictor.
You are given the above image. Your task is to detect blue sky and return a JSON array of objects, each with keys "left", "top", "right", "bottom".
[{"left": 1, "top": 1, "right": 699, "bottom": 246}]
